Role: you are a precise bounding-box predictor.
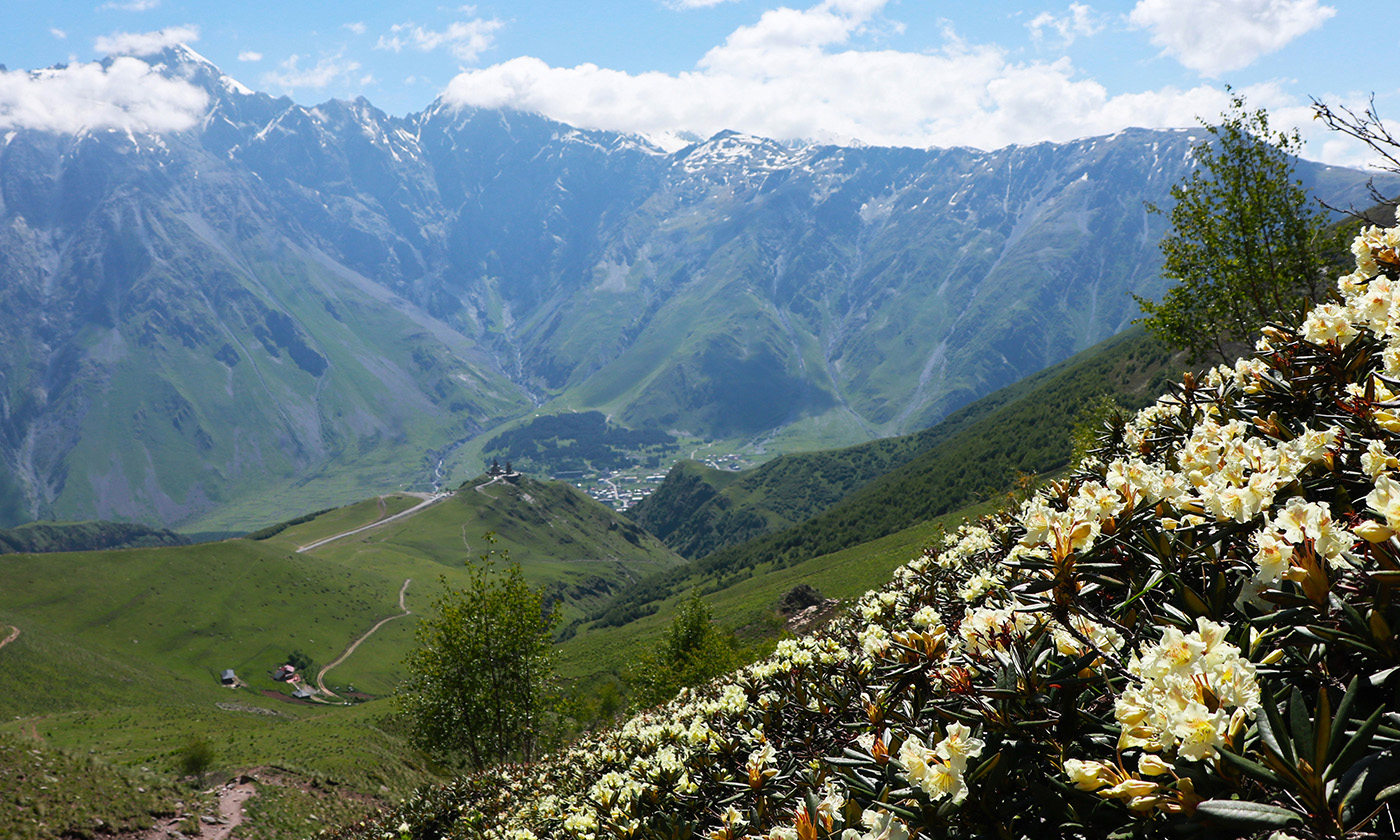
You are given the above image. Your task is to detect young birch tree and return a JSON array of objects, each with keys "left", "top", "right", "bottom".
[
  {"left": 1135, "top": 92, "right": 1338, "bottom": 360},
  {"left": 397, "top": 558, "right": 559, "bottom": 770}
]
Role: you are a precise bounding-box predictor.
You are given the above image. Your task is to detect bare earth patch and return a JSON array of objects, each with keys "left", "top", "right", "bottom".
[{"left": 137, "top": 779, "right": 254, "bottom": 840}]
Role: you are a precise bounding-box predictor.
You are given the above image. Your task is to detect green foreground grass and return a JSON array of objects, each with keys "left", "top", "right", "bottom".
[{"left": 0, "top": 731, "right": 197, "bottom": 840}]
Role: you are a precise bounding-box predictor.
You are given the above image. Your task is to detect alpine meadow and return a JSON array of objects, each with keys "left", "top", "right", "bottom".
[{"left": 5, "top": 6, "right": 1400, "bottom": 840}]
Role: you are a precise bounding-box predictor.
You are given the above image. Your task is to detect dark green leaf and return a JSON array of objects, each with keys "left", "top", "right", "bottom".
[
  {"left": 1258, "top": 698, "right": 1295, "bottom": 765},
  {"left": 1288, "top": 687, "right": 1313, "bottom": 763},
  {"left": 1218, "top": 748, "right": 1281, "bottom": 786},
  {"left": 1337, "top": 751, "right": 1400, "bottom": 817},
  {"left": 1194, "top": 799, "right": 1303, "bottom": 829},
  {"left": 1328, "top": 677, "right": 1361, "bottom": 763},
  {"left": 967, "top": 751, "right": 1002, "bottom": 783},
  {"left": 1329, "top": 707, "right": 1385, "bottom": 781}
]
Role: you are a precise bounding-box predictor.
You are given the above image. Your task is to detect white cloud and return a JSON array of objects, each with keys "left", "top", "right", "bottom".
[
  {"left": 344, "top": 22, "right": 367, "bottom": 35},
  {"left": 94, "top": 25, "right": 199, "bottom": 56},
  {"left": 100, "top": 0, "right": 161, "bottom": 10},
  {"left": 262, "top": 54, "right": 363, "bottom": 90},
  {"left": 376, "top": 17, "right": 503, "bottom": 62},
  {"left": 0, "top": 56, "right": 208, "bottom": 133},
  {"left": 440, "top": 0, "right": 1264, "bottom": 151},
  {"left": 50, "top": 28, "right": 67, "bottom": 40},
  {"left": 238, "top": 51, "right": 262, "bottom": 62},
  {"left": 1128, "top": 0, "right": 1336, "bottom": 76},
  {"left": 1027, "top": 3, "right": 1102, "bottom": 45}
]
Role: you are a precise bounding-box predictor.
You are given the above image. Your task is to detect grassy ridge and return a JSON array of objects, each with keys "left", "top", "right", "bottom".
[{"left": 625, "top": 400, "right": 989, "bottom": 560}]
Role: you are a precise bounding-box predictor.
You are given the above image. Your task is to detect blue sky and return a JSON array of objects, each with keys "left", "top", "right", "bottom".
[{"left": 2, "top": 0, "right": 1396, "bottom": 165}]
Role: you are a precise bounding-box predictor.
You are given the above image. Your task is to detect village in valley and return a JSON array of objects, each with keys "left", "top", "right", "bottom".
[
  {"left": 475, "top": 411, "right": 755, "bottom": 511},
  {"left": 565, "top": 452, "right": 750, "bottom": 511}
]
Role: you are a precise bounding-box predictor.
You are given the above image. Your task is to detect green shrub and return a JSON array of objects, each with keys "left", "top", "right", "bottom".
[{"left": 177, "top": 737, "right": 215, "bottom": 780}]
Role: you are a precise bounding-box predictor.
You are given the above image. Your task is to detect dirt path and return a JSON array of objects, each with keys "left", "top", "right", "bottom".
[
  {"left": 473, "top": 475, "right": 506, "bottom": 495},
  {"left": 0, "top": 624, "right": 18, "bottom": 651},
  {"left": 296, "top": 494, "right": 448, "bottom": 553},
  {"left": 142, "top": 780, "right": 255, "bottom": 840},
  {"left": 315, "top": 579, "right": 412, "bottom": 696},
  {"left": 210, "top": 782, "right": 256, "bottom": 840}
]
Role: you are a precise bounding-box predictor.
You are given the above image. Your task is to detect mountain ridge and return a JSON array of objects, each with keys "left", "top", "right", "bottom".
[{"left": 1, "top": 45, "right": 1389, "bottom": 529}]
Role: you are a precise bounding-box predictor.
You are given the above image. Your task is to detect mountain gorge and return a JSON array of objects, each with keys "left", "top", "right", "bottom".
[{"left": 0, "top": 45, "right": 1384, "bottom": 530}]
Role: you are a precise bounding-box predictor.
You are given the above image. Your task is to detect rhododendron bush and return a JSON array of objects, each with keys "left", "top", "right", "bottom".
[{"left": 333, "top": 224, "right": 1400, "bottom": 840}]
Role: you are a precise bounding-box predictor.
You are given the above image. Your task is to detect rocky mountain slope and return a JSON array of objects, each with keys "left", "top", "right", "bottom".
[{"left": 0, "top": 45, "right": 1384, "bottom": 529}]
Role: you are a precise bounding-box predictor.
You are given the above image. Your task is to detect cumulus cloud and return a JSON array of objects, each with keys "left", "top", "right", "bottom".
[
  {"left": 262, "top": 54, "right": 362, "bottom": 90},
  {"left": 344, "top": 22, "right": 367, "bottom": 35},
  {"left": 0, "top": 56, "right": 208, "bottom": 133},
  {"left": 376, "top": 17, "right": 502, "bottom": 62},
  {"left": 50, "top": 28, "right": 67, "bottom": 40},
  {"left": 1027, "top": 3, "right": 1102, "bottom": 45},
  {"left": 1128, "top": 0, "right": 1336, "bottom": 76},
  {"left": 238, "top": 50, "right": 262, "bottom": 62},
  {"left": 439, "top": 0, "right": 1263, "bottom": 151},
  {"left": 94, "top": 25, "right": 199, "bottom": 56}
]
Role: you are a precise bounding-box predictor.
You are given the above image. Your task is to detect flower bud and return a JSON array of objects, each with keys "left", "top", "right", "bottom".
[
  {"left": 1063, "top": 759, "right": 1118, "bottom": 792},
  {"left": 1103, "top": 778, "right": 1159, "bottom": 799},
  {"left": 1137, "top": 754, "right": 1172, "bottom": 777},
  {"left": 1353, "top": 521, "right": 1395, "bottom": 543}
]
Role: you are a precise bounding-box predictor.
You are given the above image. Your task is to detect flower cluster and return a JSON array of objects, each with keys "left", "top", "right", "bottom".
[
  {"left": 896, "top": 723, "right": 985, "bottom": 804},
  {"left": 328, "top": 222, "right": 1400, "bottom": 840},
  {"left": 1115, "top": 618, "right": 1260, "bottom": 761}
]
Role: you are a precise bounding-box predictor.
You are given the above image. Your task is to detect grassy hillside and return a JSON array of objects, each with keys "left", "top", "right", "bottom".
[
  {"left": 0, "top": 732, "right": 194, "bottom": 840},
  {"left": 555, "top": 499, "right": 999, "bottom": 688},
  {"left": 591, "top": 328, "right": 1178, "bottom": 627},
  {"left": 295, "top": 477, "right": 682, "bottom": 630},
  {"left": 0, "top": 477, "right": 681, "bottom": 836},
  {"left": 0, "top": 329, "right": 1189, "bottom": 837}
]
